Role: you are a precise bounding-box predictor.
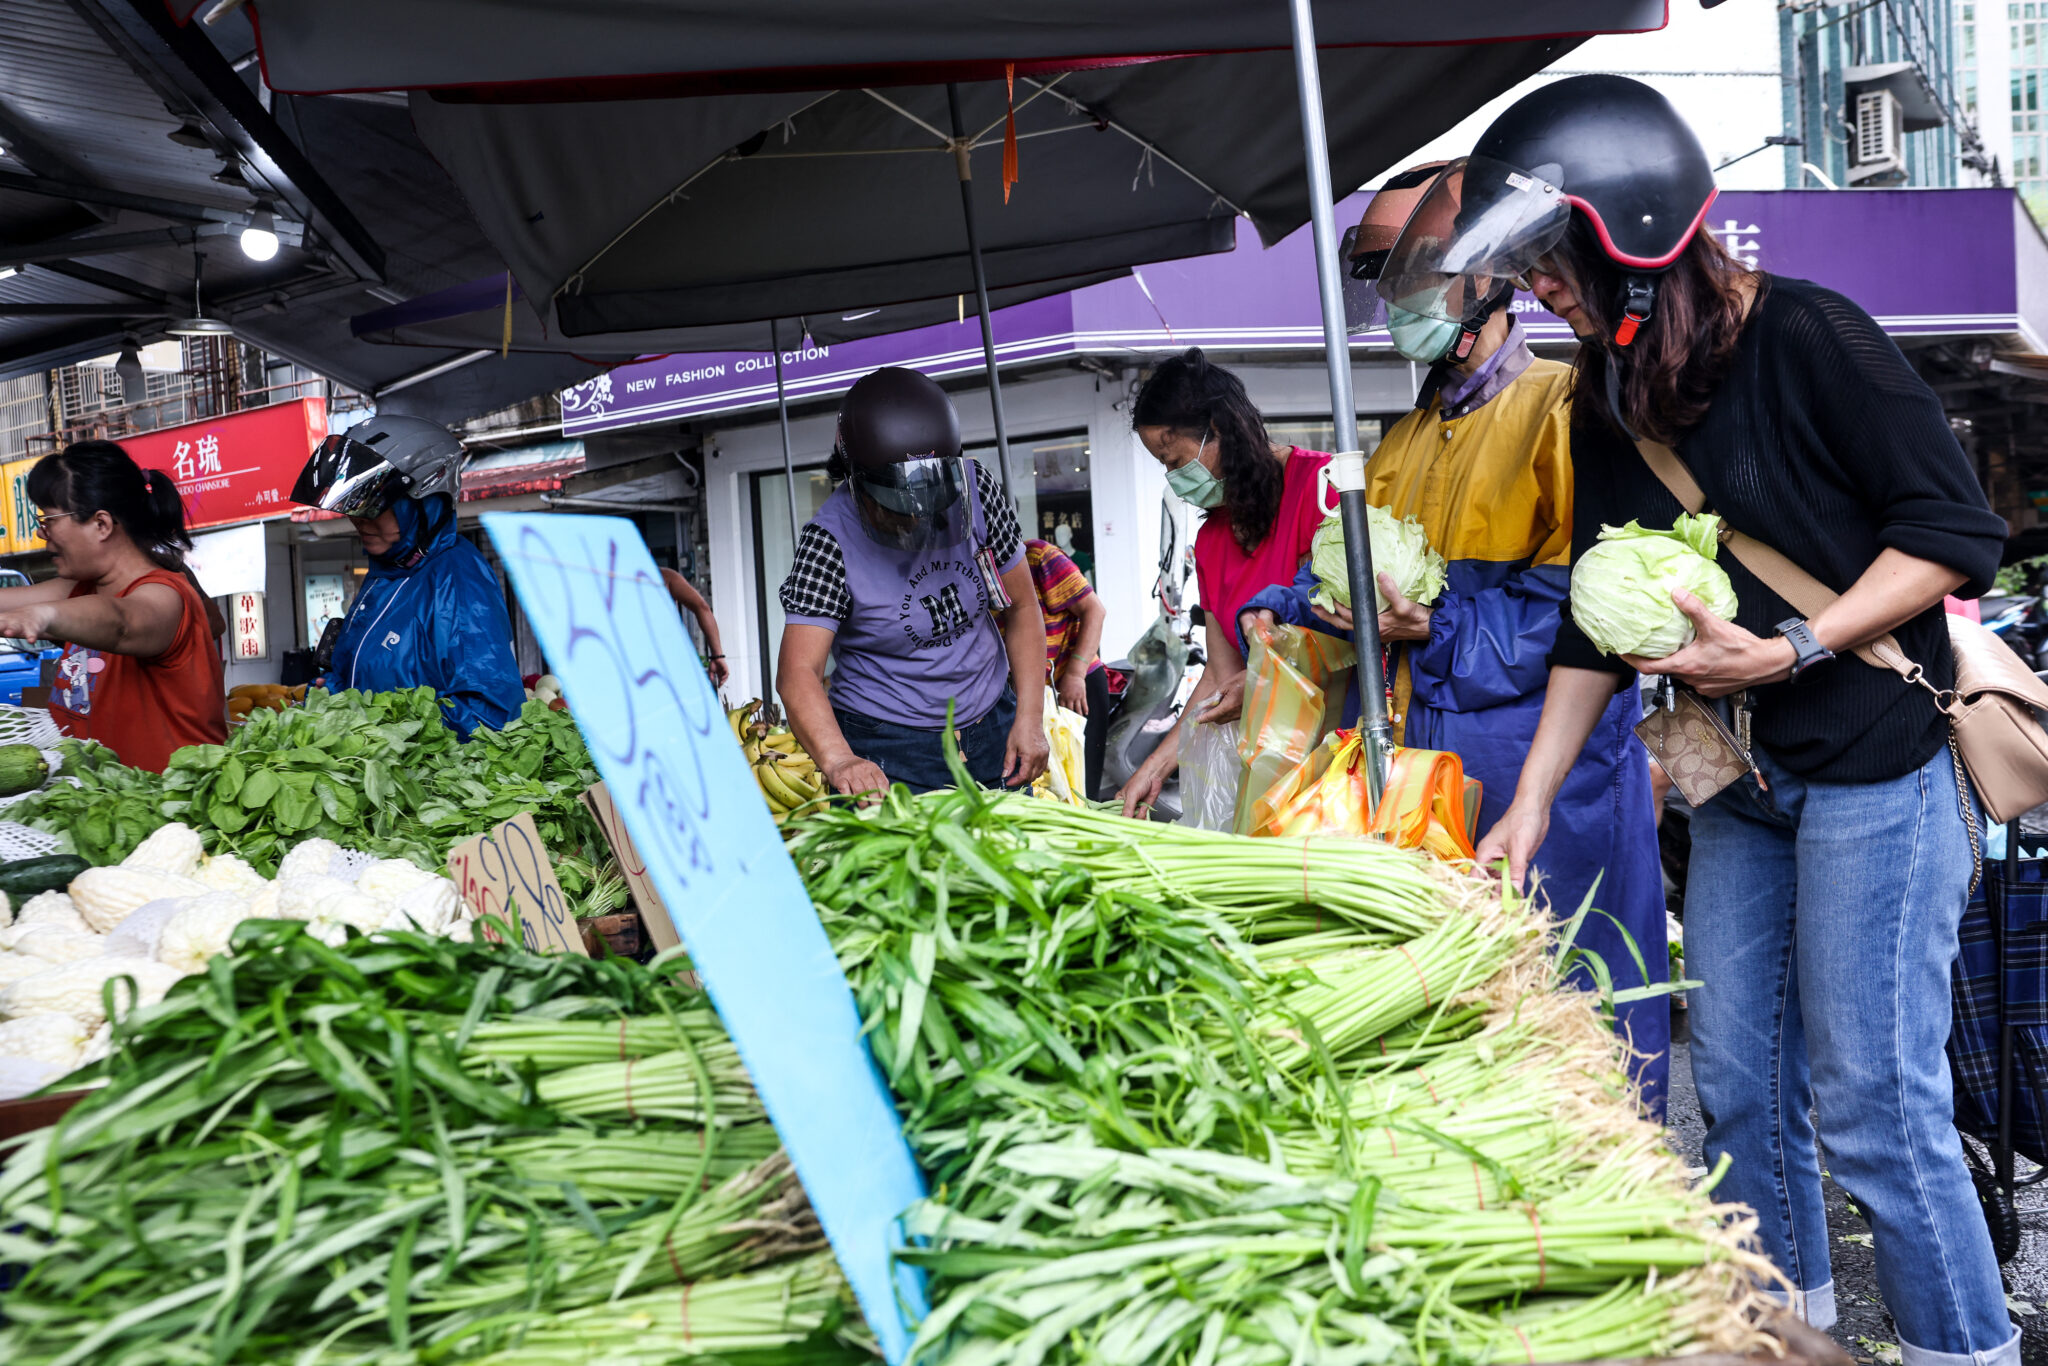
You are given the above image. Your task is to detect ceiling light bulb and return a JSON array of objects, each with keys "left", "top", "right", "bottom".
[
  {"left": 0, "top": 266, "right": 17, "bottom": 282},
  {"left": 240, "top": 207, "right": 279, "bottom": 262}
]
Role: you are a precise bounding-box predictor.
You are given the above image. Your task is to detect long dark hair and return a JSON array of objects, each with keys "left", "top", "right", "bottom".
[
  {"left": 28, "top": 440, "right": 193, "bottom": 570},
  {"left": 1132, "top": 348, "right": 1282, "bottom": 552},
  {"left": 1554, "top": 219, "right": 1763, "bottom": 443}
]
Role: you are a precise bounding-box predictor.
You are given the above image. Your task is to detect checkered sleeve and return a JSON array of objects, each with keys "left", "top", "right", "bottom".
[
  {"left": 974, "top": 460, "right": 1024, "bottom": 571},
  {"left": 778, "top": 523, "right": 851, "bottom": 624}
]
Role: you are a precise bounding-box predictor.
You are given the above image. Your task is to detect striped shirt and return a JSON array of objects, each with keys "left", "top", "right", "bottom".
[{"left": 1025, "top": 540, "right": 1101, "bottom": 679}]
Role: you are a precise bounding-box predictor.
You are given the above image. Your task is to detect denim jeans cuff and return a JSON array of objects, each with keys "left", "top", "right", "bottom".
[
  {"left": 1760, "top": 1280, "right": 1837, "bottom": 1333},
  {"left": 1898, "top": 1327, "right": 2021, "bottom": 1366}
]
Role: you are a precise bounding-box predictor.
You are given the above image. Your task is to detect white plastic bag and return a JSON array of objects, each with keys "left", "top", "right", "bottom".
[{"left": 1177, "top": 702, "right": 1243, "bottom": 831}]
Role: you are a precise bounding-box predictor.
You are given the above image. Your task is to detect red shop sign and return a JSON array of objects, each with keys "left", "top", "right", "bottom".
[{"left": 119, "top": 397, "right": 326, "bottom": 531}]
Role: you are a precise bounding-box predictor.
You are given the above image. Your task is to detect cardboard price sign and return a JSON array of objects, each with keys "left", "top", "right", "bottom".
[
  {"left": 581, "top": 781, "right": 680, "bottom": 952},
  {"left": 445, "top": 811, "right": 587, "bottom": 956}
]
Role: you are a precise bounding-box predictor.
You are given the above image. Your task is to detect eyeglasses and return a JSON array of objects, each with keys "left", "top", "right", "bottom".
[{"left": 32, "top": 511, "right": 74, "bottom": 535}]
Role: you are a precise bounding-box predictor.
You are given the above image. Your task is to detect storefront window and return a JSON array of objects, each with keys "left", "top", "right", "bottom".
[
  {"left": 965, "top": 430, "right": 1094, "bottom": 577},
  {"left": 750, "top": 465, "right": 836, "bottom": 695},
  {"left": 1265, "top": 417, "right": 1389, "bottom": 458}
]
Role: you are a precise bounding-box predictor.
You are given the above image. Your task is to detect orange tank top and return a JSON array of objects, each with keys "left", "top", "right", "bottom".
[{"left": 50, "top": 569, "right": 227, "bottom": 773}]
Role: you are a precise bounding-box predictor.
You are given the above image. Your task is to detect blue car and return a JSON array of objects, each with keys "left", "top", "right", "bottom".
[{"left": 0, "top": 569, "right": 63, "bottom": 707}]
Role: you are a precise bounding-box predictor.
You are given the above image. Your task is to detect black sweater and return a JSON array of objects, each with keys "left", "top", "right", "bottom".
[{"left": 1551, "top": 276, "right": 2007, "bottom": 783}]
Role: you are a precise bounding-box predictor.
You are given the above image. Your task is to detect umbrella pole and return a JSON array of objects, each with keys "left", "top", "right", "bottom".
[
  {"left": 1285, "top": 0, "right": 1391, "bottom": 804},
  {"left": 771, "top": 319, "right": 802, "bottom": 549},
  {"left": 946, "top": 83, "right": 1016, "bottom": 497}
]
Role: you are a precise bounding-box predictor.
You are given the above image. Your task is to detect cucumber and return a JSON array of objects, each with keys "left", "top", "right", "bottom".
[{"left": 0, "top": 854, "right": 91, "bottom": 898}]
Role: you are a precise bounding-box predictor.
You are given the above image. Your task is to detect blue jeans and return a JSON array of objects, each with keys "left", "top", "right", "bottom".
[
  {"left": 834, "top": 688, "right": 1017, "bottom": 794},
  {"left": 1687, "top": 745, "right": 2017, "bottom": 1366}
]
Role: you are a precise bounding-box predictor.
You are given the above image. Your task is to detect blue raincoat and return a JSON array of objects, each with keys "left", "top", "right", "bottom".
[
  {"left": 1243, "top": 333, "right": 1668, "bottom": 1114},
  {"left": 329, "top": 494, "right": 523, "bottom": 738}
]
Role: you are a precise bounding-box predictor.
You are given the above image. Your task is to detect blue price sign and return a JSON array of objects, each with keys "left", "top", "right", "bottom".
[{"left": 480, "top": 512, "right": 926, "bottom": 1362}]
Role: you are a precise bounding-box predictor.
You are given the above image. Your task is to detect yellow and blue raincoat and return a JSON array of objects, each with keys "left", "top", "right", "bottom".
[{"left": 1244, "top": 325, "right": 1668, "bottom": 1112}]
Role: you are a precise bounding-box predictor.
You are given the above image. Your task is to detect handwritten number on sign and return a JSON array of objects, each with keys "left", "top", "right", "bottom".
[
  {"left": 501, "top": 818, "right": 573, "bottom": 945},
  {"left": 512, "top": 525, "right": 721, "bottom": 890},
  {"left": 474, "top": 833, "right": 535, "bottom": 950}
]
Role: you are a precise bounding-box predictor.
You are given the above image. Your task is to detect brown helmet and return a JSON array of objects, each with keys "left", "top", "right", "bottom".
[{"left": 1342, "top": 160, "right": 1451, "bottom": 306}]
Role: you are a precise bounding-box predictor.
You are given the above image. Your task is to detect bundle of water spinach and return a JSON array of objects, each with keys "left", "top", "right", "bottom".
[
  {"left": 0, "top": 922, "right": 868, "bottom": 1366},
  {"left": 785, "top": 779, "right": 1781, "bottom": 1366}
]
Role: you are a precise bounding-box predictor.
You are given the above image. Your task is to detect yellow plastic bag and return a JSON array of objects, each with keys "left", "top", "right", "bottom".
[
  {"left": 1253, "top": 728, "right": 1372, "bottom": 837},
  {"left": 1030, "top": 685, "right": 1090, "bottom": 805},
  {"left": 1233, "top": 619, "right": 1356, "bottom": 834}
]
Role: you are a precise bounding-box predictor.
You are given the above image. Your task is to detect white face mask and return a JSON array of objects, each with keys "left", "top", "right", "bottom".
[{"left": 1165, "top": 430, "right": 1225, "bottom": 508}]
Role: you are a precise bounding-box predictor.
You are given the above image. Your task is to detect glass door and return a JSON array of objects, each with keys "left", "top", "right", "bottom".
[{"left": 750, "top": 465, "right": 836, "bottom": 699}]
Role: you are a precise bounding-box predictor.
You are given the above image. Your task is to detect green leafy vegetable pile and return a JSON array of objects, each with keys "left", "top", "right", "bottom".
[
  {"left": 786, "top": 777, "right": 1779, "bottom": 1366},
  {"left": 16, "top": 739, "right": 167, "bottom": 866},
  {"left": 16, "top": 691, "right": 620, "bottom": 908},
  {"left": 0, "top": 923, "right": 867, "bottom": 1365}
]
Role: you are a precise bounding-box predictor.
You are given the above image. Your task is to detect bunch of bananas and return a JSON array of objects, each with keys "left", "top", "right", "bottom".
[{"left": 727, "top": 700, "right": 828, "bottom": 823}]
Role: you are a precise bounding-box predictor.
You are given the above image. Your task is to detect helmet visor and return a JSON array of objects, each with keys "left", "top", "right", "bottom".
[
  {"left": 1376, "top": 156, "right": 1570, "bottom": 324},
  {"left": 1340, "top": 224, "right": 1391, "bottom": 334},
  {"left": 292, "top": 433, "right": 408, "bottom": 518},
  {"left": 850, "top": 455, "right": 969, "bottom": 553}
]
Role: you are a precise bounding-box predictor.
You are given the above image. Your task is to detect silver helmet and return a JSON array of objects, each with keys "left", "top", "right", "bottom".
[{"left": 291, "top": 413, "right": 464, "bottom": 518}]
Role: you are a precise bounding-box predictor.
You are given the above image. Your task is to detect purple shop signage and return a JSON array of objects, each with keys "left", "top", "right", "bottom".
[{"left": 562, "top": 188, "right": 2040, "bottom": 436}]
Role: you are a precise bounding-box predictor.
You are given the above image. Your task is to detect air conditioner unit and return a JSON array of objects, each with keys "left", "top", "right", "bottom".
[{"left": 1849, "top": 88, "right": 1906, "bottom": 183}]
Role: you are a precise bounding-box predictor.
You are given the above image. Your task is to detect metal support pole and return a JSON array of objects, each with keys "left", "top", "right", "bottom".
[
  {"left": 946, "top": 82, "right": 1015, "bottom": 496},
  {"left": 1285, "top": 0, "right": 1391, "bottom": 803},
  {"left": 771, "top": 318, "right": 801, "bottom": 549},
  {"left": 1998, "top": 838, "right": 2018, "bottom": 1195}
]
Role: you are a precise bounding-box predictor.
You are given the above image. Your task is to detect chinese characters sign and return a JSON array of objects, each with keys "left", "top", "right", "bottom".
[
  {"left": 120, "top": 397, "right": 326, "bottom": 530},
  {"left": 232, "top": 592, "right": 267, "bottom": 660},
  {"left": 0, "top": 458, "right": 42, "bottom": 556}
]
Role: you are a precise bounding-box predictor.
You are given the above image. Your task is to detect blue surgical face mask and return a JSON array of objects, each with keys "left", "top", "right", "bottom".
[
  {"left": 1164, "top": 430, "right": 1225, "bottom": 508},
  {"left": 1386, "top": 303, "right": 1462, "bottom": 364}
]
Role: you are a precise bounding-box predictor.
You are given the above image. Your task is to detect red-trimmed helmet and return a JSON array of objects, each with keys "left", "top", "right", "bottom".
[{"left": 1467, "top": 74, "right": 1717, "bottom": 346}]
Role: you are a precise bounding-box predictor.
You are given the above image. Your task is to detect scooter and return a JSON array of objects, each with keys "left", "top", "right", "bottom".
[{"left": 1098, "top": 497, "right": 1202, "bottom": 817}]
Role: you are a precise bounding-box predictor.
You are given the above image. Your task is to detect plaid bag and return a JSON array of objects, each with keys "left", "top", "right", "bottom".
[{"left": 1949, "top": 857, "right": 2048, "bottom": 1168}]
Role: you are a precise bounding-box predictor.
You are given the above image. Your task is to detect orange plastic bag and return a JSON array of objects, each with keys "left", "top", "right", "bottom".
[
  {"left": 1251, "top": 736, "right": 1480, "bottom": 862},
  {"left": 1233, "top": 620, "right": 1356, "bottom": 834},
  {"left": 1369, "top": 747, "right": 1480, "bottom": 862}
]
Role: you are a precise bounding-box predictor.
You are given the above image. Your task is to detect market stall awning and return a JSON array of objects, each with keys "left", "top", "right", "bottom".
[
  {"left": 406, "top": 48, "right": 1594, "bottom": 338},
  {"left": 0, "top": 0, "right": 606, "bottom": 424},
  {"left": 348, "top": 269, "right": 1129, "bottom": 357},
  {"left": 164, "top": 2, "right": 1665, "bottom": 95}
]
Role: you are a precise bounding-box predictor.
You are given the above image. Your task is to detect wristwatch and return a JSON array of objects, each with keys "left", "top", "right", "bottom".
[{"left": 1775, "top": 617, "right": 1835, "bottom": 682}]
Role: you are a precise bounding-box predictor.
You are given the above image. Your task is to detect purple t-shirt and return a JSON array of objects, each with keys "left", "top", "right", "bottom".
[{"left": 779, "top": 460, "right": 1025, "bottom": 728}]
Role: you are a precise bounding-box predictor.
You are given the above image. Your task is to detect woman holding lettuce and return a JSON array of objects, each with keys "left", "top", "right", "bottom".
[
  {"left": 1243, "top": 161, "right": 1666, "bottom": 1113},
  {"left": 1468, "top": 79, "right": 2013, "bottom": 1361},
  {"left": 1116, "top": 350, "right": 1329, "bottom": 817}
]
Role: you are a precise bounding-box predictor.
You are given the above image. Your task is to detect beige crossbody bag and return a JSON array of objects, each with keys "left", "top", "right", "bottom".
[{"left": 1633, "top": 437, "right": 2048, "bottom": 828}]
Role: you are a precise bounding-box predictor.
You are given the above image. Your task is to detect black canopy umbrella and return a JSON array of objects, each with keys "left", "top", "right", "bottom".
[
  {"left": 171, "top": 0, "right": 1668, "bottom": 794},
  {"left": 350, "top": 267, "right": 1125, "bottom": 545}
]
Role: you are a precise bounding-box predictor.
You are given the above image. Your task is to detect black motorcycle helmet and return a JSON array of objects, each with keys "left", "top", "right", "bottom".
[
  {"left": 830, "top": 367, "right": 971, "bottom": 552},
  {"left": 1472, "top": 74, "right": 1717, "bottom": 347}
]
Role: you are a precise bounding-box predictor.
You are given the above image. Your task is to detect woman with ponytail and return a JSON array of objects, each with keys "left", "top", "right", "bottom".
[
  {"left": 1119, "top": 348, "right": 1331, "bottom": 816},
  {"left": 0, "top": 440, "right": 225, "bottom": 771}
]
